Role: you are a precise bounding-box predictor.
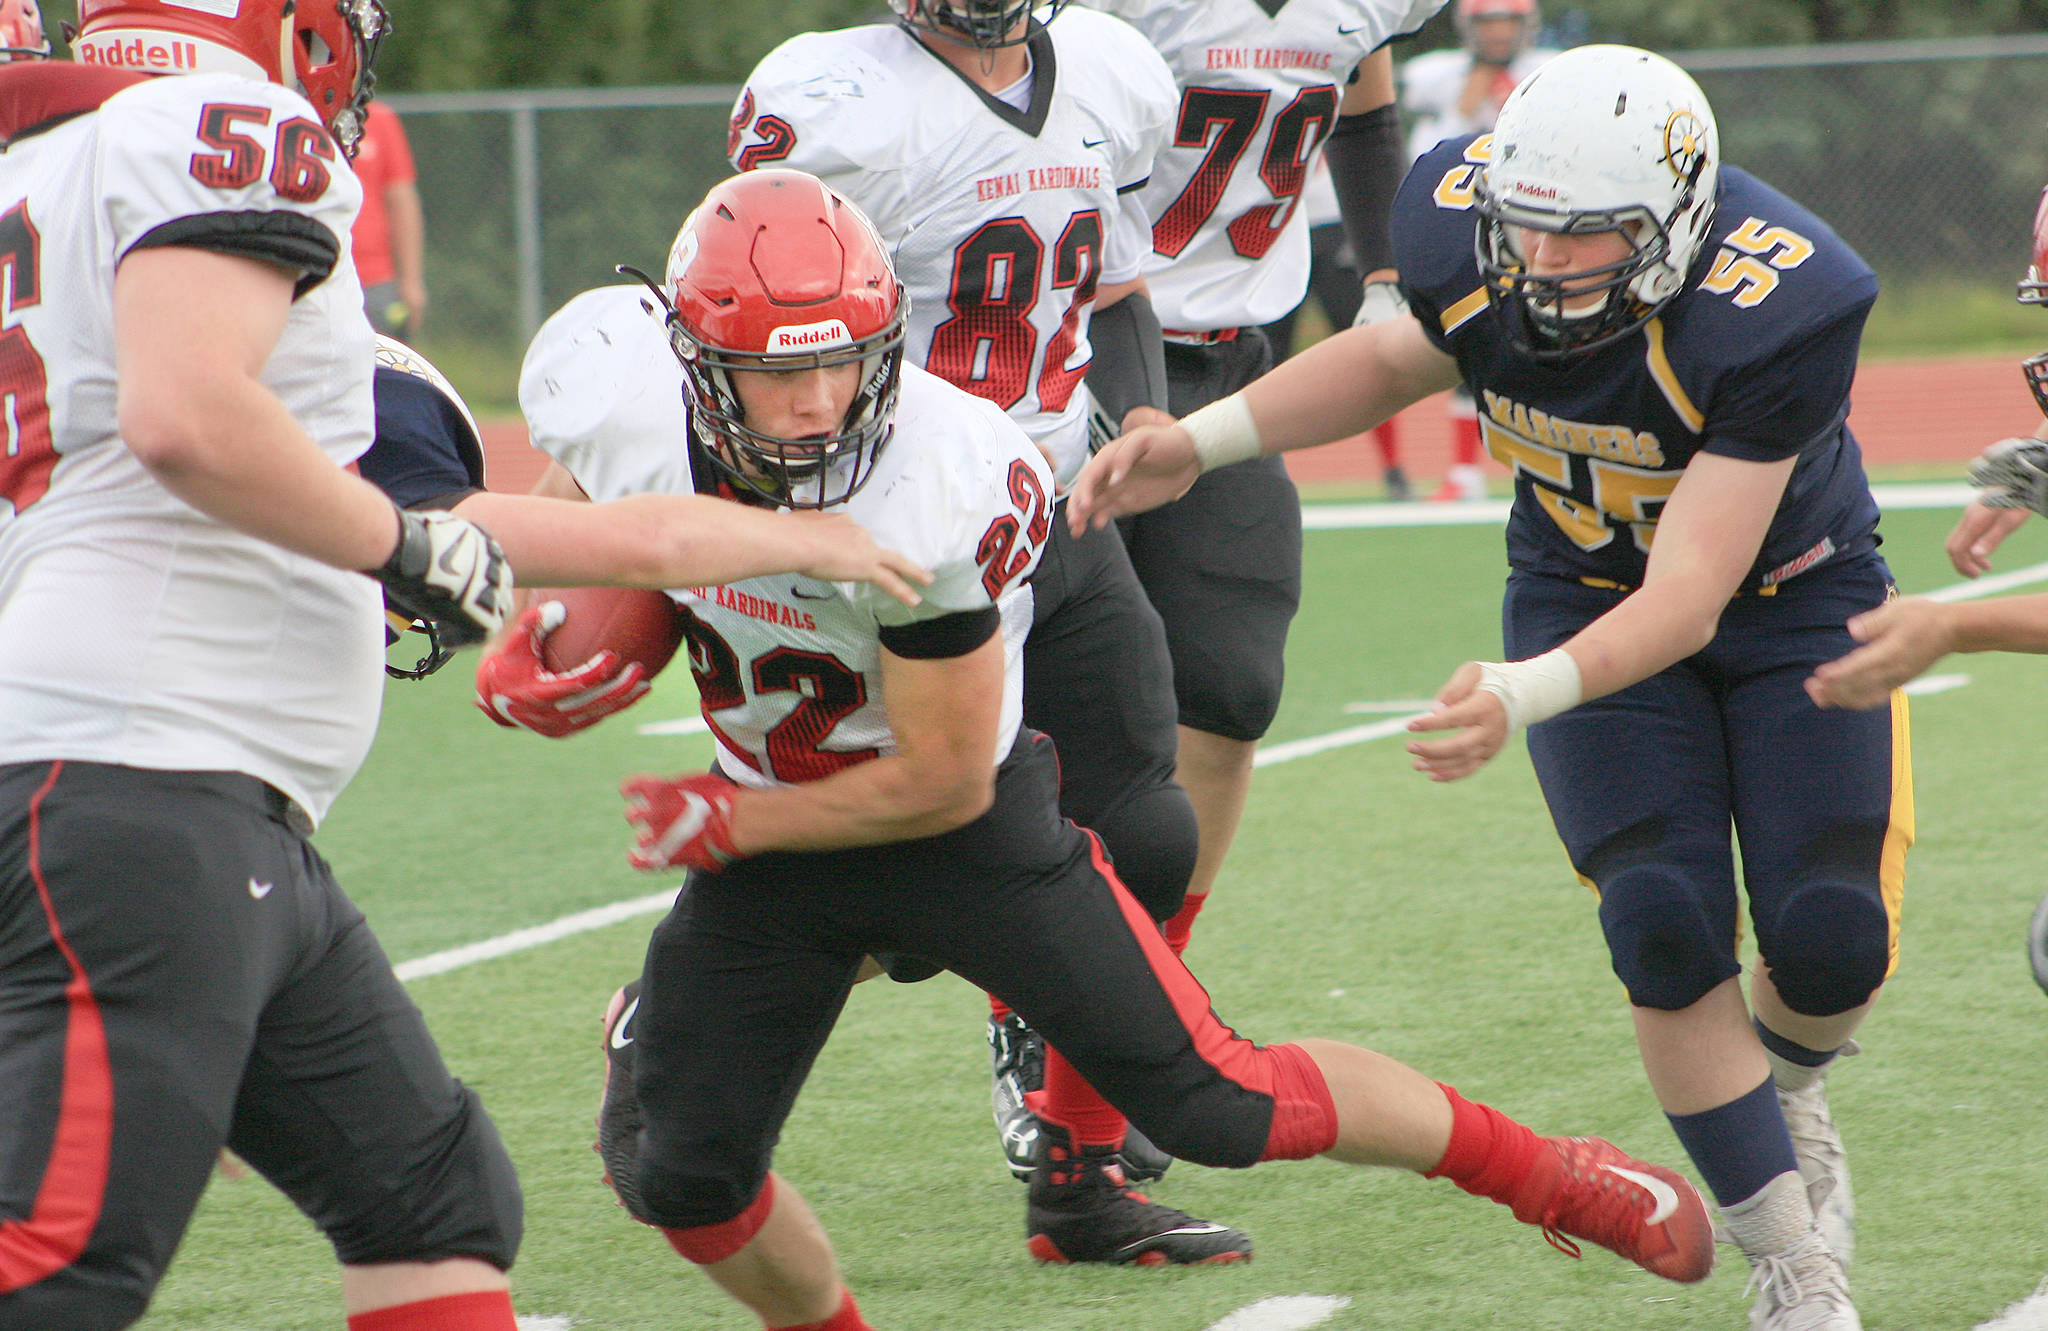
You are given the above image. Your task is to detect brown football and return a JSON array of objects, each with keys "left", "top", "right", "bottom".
[{"left": 532, "top": 586, "right": 685, "bottom": 679}]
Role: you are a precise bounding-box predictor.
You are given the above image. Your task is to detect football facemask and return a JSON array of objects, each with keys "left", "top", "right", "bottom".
[
  {"left": 2020, "top": 186, "right": 2047, "bottom": 414},
  {"left": 641, "top": 170, "right": 908, "bottom": 510},
  {"left": 889, "top": 0, "right": 1067, "bottom": 50}
]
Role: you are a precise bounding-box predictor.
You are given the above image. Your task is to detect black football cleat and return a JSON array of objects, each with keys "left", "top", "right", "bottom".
[{"left": 1025, "top": 1127, "right": 1249, "bottom": 1267}]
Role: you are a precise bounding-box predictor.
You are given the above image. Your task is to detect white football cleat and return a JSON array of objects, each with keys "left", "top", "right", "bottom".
[
  {"left": 1744, "top": 1228, "right": 1861, "bottom": 1331},
  {"left": 1772, "top": 1040, "right": 1858, "bottom": 1269}
]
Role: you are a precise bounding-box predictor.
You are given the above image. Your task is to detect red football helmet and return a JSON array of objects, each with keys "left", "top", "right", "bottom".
[
  {"left": 2023, "top": 186, "right": 2048, "bottom": 413},
  {"left": 0, "top": 0, "right": 48, "bottom": 61},
  {"left": 71, "top": 0, "right": 388, "bottom": 153},
  {"left": 655, "top": 170, "right": 906, "bottom": 509}
]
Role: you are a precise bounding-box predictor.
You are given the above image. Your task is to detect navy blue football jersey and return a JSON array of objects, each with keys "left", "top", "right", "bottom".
[
  {"left": 1393, "top": 133, "right": 1882, "bottom": 592},
  {"left": 358, "top": 365, "right": 486, "bottom": 511}
]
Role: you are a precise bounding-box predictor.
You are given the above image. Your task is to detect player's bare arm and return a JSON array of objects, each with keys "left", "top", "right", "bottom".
[
  {"left": 1808, "top": 592, "right": 2048, "bottom": 710},
  {"left": 1408, "top": 450, "right": 1796, "bottom": 781},
  {"left": 682, "top": 631, "right": 1005, "bottom": 858},
  {"left": 113, "top": 246, "right": 401, "bottom": 570},
  {"left": 1068, "top": 313, "right": 1457, "bottom": 533},
  {"left": 456, "top": 460, "right": 931, "bottom": 602}
]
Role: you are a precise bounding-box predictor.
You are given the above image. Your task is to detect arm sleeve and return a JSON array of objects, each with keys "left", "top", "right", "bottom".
[
  {"left": 877, "top": 605, "right": 1000, "bottom": 659},
  {"left": 1083, "top": 289, "right": 1167, "bottom": 423},
  {"left": 1325, "top": 102, "right": 1407, "bottom": 276}
]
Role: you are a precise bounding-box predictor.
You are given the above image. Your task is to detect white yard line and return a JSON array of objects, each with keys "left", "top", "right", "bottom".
[
  {"left": 1202, "top": 1295, "right": 1351, "bottom": 1331},
  {"left": 1924, "top": 560, "right": 2048, "bottom": 602},
  {"left": 393, "top": 889, "right": 676, "bottom": 982},
  {"left": 1975, "top": 1279, "right": 2048, "bottom": 1331}
]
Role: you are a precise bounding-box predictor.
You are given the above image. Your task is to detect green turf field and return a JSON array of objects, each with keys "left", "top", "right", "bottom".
[{"left": 136, "top": 502, "right": 2048, "bottom": 1331}]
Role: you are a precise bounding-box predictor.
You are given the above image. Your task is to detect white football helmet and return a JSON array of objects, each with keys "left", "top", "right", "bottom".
[{"left": 1473, "top": 44, "right": 1720, "bottom": 360}]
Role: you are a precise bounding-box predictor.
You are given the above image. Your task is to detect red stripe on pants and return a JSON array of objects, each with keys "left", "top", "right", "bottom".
[
  {"left": 0, "top": 763, "right": 116, "bottom": 1293},
  {"left": 1078, "top": 830, "right": 1337, "bottom": 1160}
]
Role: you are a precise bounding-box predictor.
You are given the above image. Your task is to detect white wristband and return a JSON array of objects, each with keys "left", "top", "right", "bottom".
[
  {"left": 1475, "top": 648, "right": 1584, "bottom": 734},
  {"left": 1180, "top": 392, "right": 1263, "bottom": 472}
]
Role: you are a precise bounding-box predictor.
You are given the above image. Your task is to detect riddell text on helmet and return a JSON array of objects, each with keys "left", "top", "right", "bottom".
[
  {"left": 767, "top": 320, "right": 852, "bottom": 351},
  {"left": 77, "top": 33, "right": 202, "bottom": 70}
]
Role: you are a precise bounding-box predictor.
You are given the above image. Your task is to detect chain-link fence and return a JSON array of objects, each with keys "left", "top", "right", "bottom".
[{"left": 383, "top": 34, "right": 2048, "bottom": 409}]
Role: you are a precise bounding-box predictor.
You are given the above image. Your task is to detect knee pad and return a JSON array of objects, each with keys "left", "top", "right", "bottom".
[
  {"left": 0, "top": 1270, "right": 151, "bottom": 1331},
  {"left": 1755, "top": 880, "right": 1889, "bottom": 1016},
  {"left": 1129, "top": 1089, "right": 1262, "bottom": 1170},
  {"left": 1176, "top": 650, "right": 1285, "bottom": 743},
  {"left": 1597, "top": 865, "right": 1740, "bottom": 1011},
  {"left": 632, "top": 1145, "right": 771, "bottom": 1234},
  {"left": 330, "top": 1082, "right": 524, "bottom": 1270},
  {"left": 1089, "top": 781, "right": 1198, "bottom": 921},
  {"left": 1129, "top": 1044, "right": 1330, "bottom": 1169}
]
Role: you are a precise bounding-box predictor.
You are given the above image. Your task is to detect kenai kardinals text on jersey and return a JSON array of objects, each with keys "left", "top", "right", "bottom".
[{"left": 1395, "top": 132, "right": 1882, "bottom": 593}]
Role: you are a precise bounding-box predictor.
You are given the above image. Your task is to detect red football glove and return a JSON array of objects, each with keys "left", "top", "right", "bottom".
[
  {"left": 474, "top": 601, "right": 651, "bottom": 737},
  {"left": 622, "top": 772, "right": 745, "bottom": 873}
]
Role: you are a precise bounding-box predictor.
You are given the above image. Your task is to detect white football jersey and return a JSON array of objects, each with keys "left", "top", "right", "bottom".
[
  {"left": 1084, "top": 0, "right": 1444, "bottom": 331},
  {"left": 0, "top": 71, "right": 382, "bottom": 825},
  {"left": 521, "top": 288, "right": 1050, "bottom": 787},
  {"left": 1399, "top": 44, "right": 1558, "bottom": 161},
  {"left": 730, "top": 11, "right": 1176, "bottom": 486}
]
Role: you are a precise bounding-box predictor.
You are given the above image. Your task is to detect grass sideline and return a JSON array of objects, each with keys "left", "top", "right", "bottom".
[{"left": 136, "top": 506, "right": 2048, "bottom": 1331}]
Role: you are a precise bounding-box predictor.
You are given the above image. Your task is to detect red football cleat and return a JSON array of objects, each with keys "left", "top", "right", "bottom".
[{"left": 1512, "top": 1137, "right": 1715, "bottom": 1283}]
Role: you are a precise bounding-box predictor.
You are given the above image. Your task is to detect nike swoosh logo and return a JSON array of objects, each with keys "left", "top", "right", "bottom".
[
  {"left": 1338, "top": 22, "right": 1367, "bottom": 33},
  {"left": 248, "top": 877, "right": 274, "bottom": 900},
  {"left": 1115, "top": 1225, "right": 1234, "bottom": 1257},
  {"left": 1604, "top": 1165, "right": 1681, "bottom": 1225},
  {"left": 610, "top": 995, "right": 640, "bottom": 1050},
  {"left": 790, "top": 587, "right": 832, "bottom": 600},
  {"left": 1082, "top": 137, "right": 1108, "bottom": 149}
]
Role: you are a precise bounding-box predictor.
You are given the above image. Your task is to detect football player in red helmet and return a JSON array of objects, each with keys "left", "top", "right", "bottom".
[
  {"left": 0, "top": 0, "right": 48, "bottom": 60},
  {"left": 71, "top": 0, "right": 388, "bottom": 152},
  {"left": 655, "top": 170, "right": 907, "bottom": 510}
]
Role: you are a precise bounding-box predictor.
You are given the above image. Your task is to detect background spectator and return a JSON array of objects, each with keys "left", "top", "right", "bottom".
[{"left": 355, "top": 100, "right": 429, "bottom": 339}]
